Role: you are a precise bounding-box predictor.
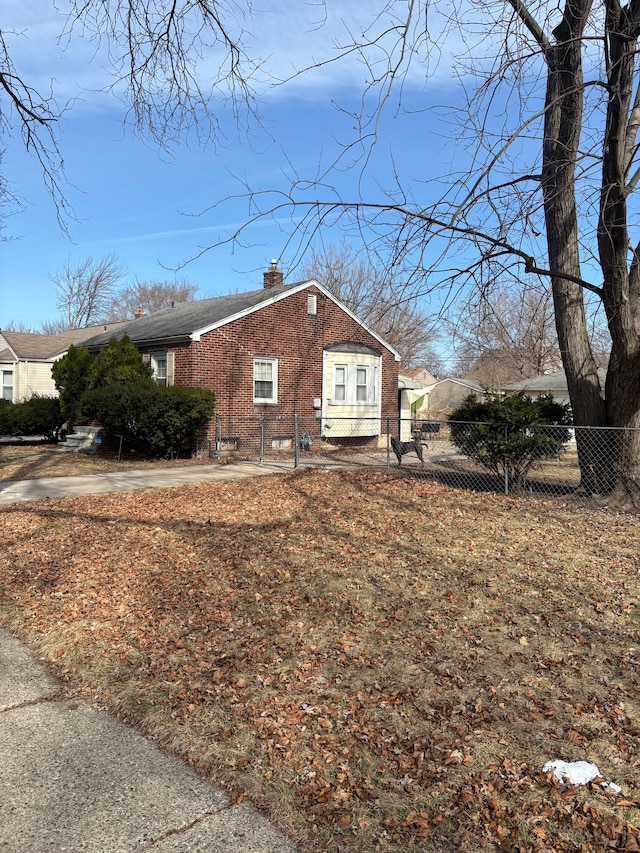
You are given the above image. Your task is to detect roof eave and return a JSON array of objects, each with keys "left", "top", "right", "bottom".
[
  {"left": 86, "top": 333, "right": 192, "bottom": 352},
  {"left": 191, "top": 280, "right": 401, "bottom": 360}
]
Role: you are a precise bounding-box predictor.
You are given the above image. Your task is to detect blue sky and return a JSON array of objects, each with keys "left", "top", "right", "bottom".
[{"left": 2, "top": 0, "right": 466, "bottom": 329}]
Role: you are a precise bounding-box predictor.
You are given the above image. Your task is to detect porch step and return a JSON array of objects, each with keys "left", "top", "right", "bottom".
[{"left": 56, "top": 426, "right": 102, "bottom": 453}]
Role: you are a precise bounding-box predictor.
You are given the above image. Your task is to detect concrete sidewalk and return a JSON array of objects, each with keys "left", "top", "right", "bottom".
[
  {"left": 0, "top": 461, "right": 289, "bottom": 504},
  {"left": 0, "top": 462, "right": 298, "bottom": 850},
  {"left": 0, "top": 629, "right": 297, "bottom": 852}
]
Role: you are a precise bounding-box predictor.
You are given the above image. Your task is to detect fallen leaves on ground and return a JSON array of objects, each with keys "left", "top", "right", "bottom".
[
  {"left": 0, "top": 443, "right": 216, "bottom": 482},
  {"left": 1, "top": 468, "right": 639, "bottom": 852}
]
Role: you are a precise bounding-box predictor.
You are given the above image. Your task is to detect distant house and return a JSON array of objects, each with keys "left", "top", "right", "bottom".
[
  {"left": 464, "top": 348, "right": 562, "bottom": 390},
  {"left": 504, "top": 371, "right": 606, "bottom": 451},
  {"left": 503, "top": 369, "right": 607, "bottom": 408},
  {"left": 398, "top": 370, "right": 485, "bottom": 421},
  {"left": 401, "top": 366, "right": 439, "bottom": 387},
  {"left": 398, "top": 366, "right": 439, "bottom": 422},
  {"left": 82, "top": 264, "right": 400, "bottom": 446},
  {"left": 0, "top": 325, "right": 125, "bottom": 403},
  {"left": 398, "top": 372, "right": 425, "bottom": 439},
  {"left": 426, "top": 377, "right": 484, "bottom": 417}
]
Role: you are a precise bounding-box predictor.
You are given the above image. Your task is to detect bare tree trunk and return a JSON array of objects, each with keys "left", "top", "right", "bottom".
[
  {"left": 604, "top": 354, "right": 640, "bottom": 505},
  {"left": 552, "top": 281, "right": 610, "bottom": 493},
  {"left": 596, "top": 0, "right": 640, "bottom": 505},
  {"left": 540, "top": 2, "right": 609, "bottom": 493}
]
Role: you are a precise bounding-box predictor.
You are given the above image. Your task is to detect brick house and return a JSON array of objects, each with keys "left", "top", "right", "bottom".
[{"left": 82, "top": 263, "right": 400, "bottom": 449}]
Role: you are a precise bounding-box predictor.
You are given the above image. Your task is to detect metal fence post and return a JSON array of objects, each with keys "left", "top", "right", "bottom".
[
  {"left": 294, "top": 413, "right": 300, "bottom": 469},
  {"left": 259, "top": 418, "right": 264, "bottom": 464},
  {"left": 504, "top": 423, "right": 509, "bottom": 495},
  {"left": 386, "top": 417, "right": 391, "bottom": 470},
  {"left": 214, "top": 414, "right": 221, "bottom": 460}
]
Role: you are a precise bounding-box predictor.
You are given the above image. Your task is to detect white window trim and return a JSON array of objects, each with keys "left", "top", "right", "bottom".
[
  {"left": 332, "top": 362, "right": 377, "bottom": 405},
  {"left": 333, "top": 365, "right": 347, "bottom": 402},
  {"left": 1, "top": 369, "right": 13, "bottom": 402},
  {"left": 151, "top": 353, "right": 167, "bottom": 385},
  {"left": 145, "top": 352, "right": 175, "bottom": 386},
  {"left": 253, "top": 357, "right": 278, "bottom": 404}
]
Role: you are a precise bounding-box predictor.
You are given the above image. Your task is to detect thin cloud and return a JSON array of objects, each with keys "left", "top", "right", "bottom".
[
  {"left": 84, "top": 215, "right": 301, "bottom": 246},
  {"left": 5, "top": 0, "right": 465, "bottom": 112}
]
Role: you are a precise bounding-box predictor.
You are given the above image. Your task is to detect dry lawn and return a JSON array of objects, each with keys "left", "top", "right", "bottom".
[
  {"left": 0, "top": 443, "right": 214, "bottom": 482},
  {"left": 1, "top": 467, "right": 639, "bottom": 852}
]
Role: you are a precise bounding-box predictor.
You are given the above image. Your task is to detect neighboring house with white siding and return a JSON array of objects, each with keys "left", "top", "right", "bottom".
[
  {"left": 0, "top": 325, "right": 125, "bottom": 403},
  {"left": 503, "top": 368, "right": 607, "bottom": 408}
]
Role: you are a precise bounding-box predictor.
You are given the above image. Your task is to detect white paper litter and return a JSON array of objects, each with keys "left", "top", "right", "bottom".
[
  {"left": 543, "top": 760, "right": 622, "bottom": 793},
  {"left": 543, "top": 760, "right": 600, "bottom": 785}
]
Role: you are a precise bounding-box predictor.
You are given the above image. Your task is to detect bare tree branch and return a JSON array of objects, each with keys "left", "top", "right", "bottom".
[
  {"left": 2, "top": 1, "right": 263, "bottom": 230},
  {"left": 49, "top": 254, "right": 126, "bottom": 328},
  {"left": 300, "top": 239, "right": 442, "bottom": 367},
  {"left": 104, "top": 277, "right": 199, "bottom": 320},
  {"left": 0, "top": 28, "right": 73, "bottom": 231},
  {"left": 65, "top": 0, "right": 262, "bottom": 148}
]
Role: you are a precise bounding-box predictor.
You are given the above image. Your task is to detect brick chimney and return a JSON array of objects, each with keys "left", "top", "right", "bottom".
[
  {"left": 263, "top": 259, "right": 284, "bottom": 289},
  {"left": 134, "top": 308, "right": 145, "bottom": 319}
]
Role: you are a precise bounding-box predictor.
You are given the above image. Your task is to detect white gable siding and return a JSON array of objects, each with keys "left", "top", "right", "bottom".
[{"left": 14, "top": 362, "right": 58, "bottom": 402}]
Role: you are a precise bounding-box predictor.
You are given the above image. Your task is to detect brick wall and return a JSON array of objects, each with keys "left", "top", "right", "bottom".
[
  {"left": 181, "top": 286, "right": 397, "bottom": 425},
  {"left": 136, "top": 286, "right": 399, "bottom": 448}
]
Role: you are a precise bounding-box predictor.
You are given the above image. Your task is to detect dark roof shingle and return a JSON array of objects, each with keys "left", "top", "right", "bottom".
[{"left": 82, "top": 283, "right": 307, "bottom": 349}]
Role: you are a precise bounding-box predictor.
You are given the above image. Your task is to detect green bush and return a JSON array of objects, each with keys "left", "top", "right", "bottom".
[
  {"left": 81, "top": 382, "right": 215, "bottom": 458},
  {"left": 90, "top": 334, "right": 154, "bottom": 388},
  {"left": 449, "top": 392, "right": 572, "bottom": 490},
  {"left": 16, "top": 395, "right": 64, "bottom": 442},
  {"left": 0, "top": 396, "right": 64, "bottom": 442},
  {"left": 52, "top": 335, "right": 154, "bottom": 428},
  {"left": 0, "top": 399, "right": 16, "bottom": 436},
  {"left": 51, "top": 343, "right": 95, "bottom": 428}
]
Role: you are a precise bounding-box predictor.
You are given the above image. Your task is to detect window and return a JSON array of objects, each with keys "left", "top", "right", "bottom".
[
  {"left": 271, "top": 437, "right": 292, "bottom": 449},
  {"left": 148, "top": 353, "right": 174, "bottom": 386},
  {"left": 356, "top": 367, "right": 368, "bottom": 402},
  {"left": 334, "top": 366, "right": 346, "bottom": 402},
  {"left": 332, "top": 363, "right": 377, "bottom": 405},
  {"left": 253, "top": 357, "right": 278, "bottom": 403},
  {"left": 151, "top": 354, "right": 167, "bottom": 385},
  {"left": 1, "top": 370, "right": 13, "bottom": 402},
  {"left": 307, "top": 293, "right": 317, "bottom": 316}
]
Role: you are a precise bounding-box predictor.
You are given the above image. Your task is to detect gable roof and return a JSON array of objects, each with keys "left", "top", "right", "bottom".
[
  {"left": 399, "top": 373, "right": 423, "bottom": 390},
  {"left": 435, "top": 377, "right": 485, "bottom": 393},
  {"left": 81, "top": 281, "right": 401, "bottom": 359},
  {"left": 0, "top": 324, "right": 126, "bottom": 361},
  {"left": 504, "top": 368, "right": 607, "bottom": 395},
  {"left": 402, "top": 366, "right": 439, "bottom": 386}
]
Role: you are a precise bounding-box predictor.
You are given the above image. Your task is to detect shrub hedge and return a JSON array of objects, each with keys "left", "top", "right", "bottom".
[{"left": 81, "top": 381, "right": 215, "bottom": 458}]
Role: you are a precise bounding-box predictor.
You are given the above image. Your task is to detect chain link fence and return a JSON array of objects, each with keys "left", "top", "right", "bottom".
[{"left": 195, "top": 414, "right": 634, "bottom": 505}]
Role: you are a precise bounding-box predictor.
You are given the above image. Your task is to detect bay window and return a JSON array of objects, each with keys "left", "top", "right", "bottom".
[{"left": 332, "top": 363, "right": 377, "bottom": 405}]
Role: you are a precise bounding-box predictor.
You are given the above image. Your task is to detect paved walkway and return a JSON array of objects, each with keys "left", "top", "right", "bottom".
[
  {"left": 0, "top": 461, "right": 289, "bottom": 504},
  {"left": 0, "top": 630, "right": 297, "bottom": 852},
  {"left": 0, "top": 462, "right": 298, "bottom": 851}
]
